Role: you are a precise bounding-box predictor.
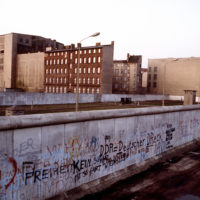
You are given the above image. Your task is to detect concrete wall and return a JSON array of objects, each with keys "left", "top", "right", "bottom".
[
  {"left": 1, "top": 105, "right": 200, "bottom": 200},
  {"left": 0, "top": 92, "right": 183, "bottom": 106}
]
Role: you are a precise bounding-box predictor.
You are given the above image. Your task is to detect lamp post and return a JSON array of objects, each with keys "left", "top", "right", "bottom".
[
  {"left": 76, "top": 32, "right": 100, "bottom": 112},
  {"left": 162, "top": 58, "right": 178, "bottom": 106}
]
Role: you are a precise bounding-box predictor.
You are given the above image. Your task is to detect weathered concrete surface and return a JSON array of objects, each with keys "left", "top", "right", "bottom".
[
  {"left": 79, "top": 142, "right": 200, "bottom": 200},
  {"left": 0, "top": 92, "right": 183, "bottom": 106},
  {"left": 0, "top": 105, "right": 200, "bottom": 200}
]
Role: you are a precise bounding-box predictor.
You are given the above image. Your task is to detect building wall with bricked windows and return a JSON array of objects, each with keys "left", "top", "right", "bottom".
[
  {"left": 44, "top": 43, "right": 114, "bottom": 94},
  {"left": 147, "top": 57, "right": 200, "bottom": 96}
]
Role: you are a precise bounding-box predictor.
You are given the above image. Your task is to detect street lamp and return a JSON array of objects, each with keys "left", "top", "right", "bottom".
[
  {"left": 162, "top": 58, "right": 178, "bottom": 106},
  {"left": 76, "top": 32, "right": 100, "bottom": 112}
]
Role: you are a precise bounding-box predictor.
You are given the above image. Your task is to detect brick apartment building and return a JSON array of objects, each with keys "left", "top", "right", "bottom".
[
  {"left": 0, "top": 33, "right": 64, "bottom": 91},
  {"left": 112, "top": 54, "right": 142, "bottom": 94},
  {"left": 44, "top": 42, "right": 114, "bottom": 94}
]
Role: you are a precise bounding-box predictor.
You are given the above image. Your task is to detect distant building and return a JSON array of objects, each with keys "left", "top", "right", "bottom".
[
  {"left": 113, "top": 54, "right": 142, "bottom": 94},
  {"left": 0, "top": 32, "right": 64, "bottom": 91},
  {"left": 147, "top": 57, "right": 200, "bottom": 96},
  {"left": 44, "top": 42, "right": 114, "bottom": 94},
  {"left": 16, "top": 52, "right": 45, "bottom": 92}
]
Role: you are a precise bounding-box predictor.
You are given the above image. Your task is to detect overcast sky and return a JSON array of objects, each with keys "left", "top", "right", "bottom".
[{"left": 1, "top": 0, "right": 200, "bottom": 67}]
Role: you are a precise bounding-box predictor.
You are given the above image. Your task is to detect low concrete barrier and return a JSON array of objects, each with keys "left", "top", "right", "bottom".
[
  {"left": 1, "top": 105, "right": 200, "bottom": 199},
  {"left": 0, "top": 92, "right": 183, "bottom": 106}
]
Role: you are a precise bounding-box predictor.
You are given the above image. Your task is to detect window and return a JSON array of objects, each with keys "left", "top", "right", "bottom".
[
  {"left": 50, "top": 59, "right": 52, "bottom": 65},
  {"left": 83, "top": 68, "right": 86, "bottom": 74},
  {"left": 83, "top": 78, "right": 85, "bottom": 84},
  {"left": 53, "top": 59, "right": 56, "bottom": 65},
  {"left": 79, "top": 68, "right": 81, "bottom": 73},
  {"left": 61, "top": 68, "right": 63, "bottom": 74},
  {"left": 50, "top": 53, "right": 52, "bottom": 56},
  {"left": 64, "top": 68, "right": 67, "bottom": 74},
  {"left": 46, "top": 60, "right": 49, "bottom": 65},
  {"left": 88, "top": 57, "right": 91, "bottom": 63},
  {"left": 115, "top": 83, "right": 118, "bottom": 89},
  {"left": 57, "top": 52, "right": 60, "bottom": 56},
  {"left": 83, "top": 88, "right": 85, "bottom": 93},
  {"left": 46, "top": 78, "right": 48, "bottom": 83},
  {"left": 97, "top": 78, "right": 100, "bottom": 84},
  {"left": 79, "top": 78, "right": 81, "bottom": 84},
  {"left": 64, "top": 78, "right": 66, "bottom": 84},
  {"left": 93, "top": 68, "right": 95, "bottom": 74},
  {"left": 88, "top": 67, "right": 90, "bottom": 73},
  {"left": 64, "top": 87, "right": 66, "bottom": 93},
  {"left": 92, "top": 88, "right": 95, "bottom": 93},
  {"left": 75, "top": 68, "right": 77, "bottom": 73},
  {"left": 148, "top": 67, "right": 151, "bottom": 72},
  {"left": 92, "top": 78, "right": 95, "bottom": 84},
  {"left": 61, "top": 59, "right": 63, "bottom": 64},
  {"left": 60, "top": 78, "right": 63, "bottom": 83},
  {"left": 148, "top": 74, "right": 151, "bottom": 80},
  {"left": 148, "top": 82, "right": 151, "bottom": 88},
  {"left": 56, "top": 77, "right": 59, "bottom": 83},
  {"left": 98, "top": 57, "right": 101, "bottom": 63},
  {"left": 89, "top": 50, "right": 91, "bottom": 53},
  {"left": 70, "top": 53, "right": 73, "bottom": 59},
  {"left": 52, "top": 87, "right": 55, "bottom": 93},
  {"left": 75, "top": 51, "right": 77, "bottom": 54},
  {"left": 80, "top": 50, "right": 82, "bottom": 54},
  {"left": 98, "top": 49, "right": 101, "bottom": 53},
  {"left": 65, "top": 58, "right": 67, "bottom": 64},
  {"left": 80, "top": 58, "right": 82, "bottom": 64},
  {"left": 57, "top": 68, "right": 59, "bottom": 74},
  {"left": 154, "top": 66, "right": 157, "bottom": 72},
  {"left": 84, "top": 50, "right": 86, "bottom": 54},
  {"left": 84, "top": 58, "right": 86, "bottom": 64},
  {"left": 74, "top": 78, "right": 77, "bottom": 84},
  {"left": 46, "top": 69, "right": 48, "bottom": 74},
  {"left": 93, "top": 49, "right": 96, "bottom": 53},
  {"left": 69, "top": 73, "right": 72, "bottom": 78},
  {"left": 53, "top": 69, "right": 55, "bottom": 74},
  {"left": 87, "top": 88, "right": 90, "bottom": 93},
  {"left": 61, "top": 52, "right": 64, "bottom": 56},
  {"left": 97, "top": 67, "right": 100, "bottom": 74},
  {"left": 60, "top": 86, "right": 63, "bottom": 93},
  {"left": 96, "top": 88, "right": 99, "bottom": 93},
  {"left": 154, "top": 74, "right": 157, "bottom": 80},
  {"left": 87, "top": 78, "right": 90, "bottom": 84},
  {"left": 74, "top": 87, "right": 76, "bottom": 93},
  {"left": 57, "top": 59, "right": 59, "bottom": 65},
  {"left": 79, "top": 87, "right": 81, "bottom": 93},
  {"left": 49, "top": 78, "right": 52, "bottom": 83},
  {"left": 93, "top": 57, "right": 96, "bottom": 63},
  {"left": 49, "top": 87, "right": 51, "bottom": 93},
  {"left": 115, "top": 69, "right": 119, "bottom": 75},
  {"left": 69, "top": 83, "right": 71, "bottom": 88},
  {"left": 153, "top": 82, "right": 157, "bottom": 88},
  {"left": 70, "top": 64, "right": 72, "bottom": 69},
  {"left": 50, "top": 69, "right": 52, "bottom": 74},
  {"left": 75, "top": 58, "right": 77, "bottom": 64}
]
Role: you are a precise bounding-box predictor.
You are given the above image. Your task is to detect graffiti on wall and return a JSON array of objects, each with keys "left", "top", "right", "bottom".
[{"left": 2, "top": 118, "right": 197, "bottom": 200}]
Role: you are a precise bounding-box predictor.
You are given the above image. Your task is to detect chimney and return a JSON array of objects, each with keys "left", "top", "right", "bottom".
[
  {"left": 111, "top": 41, "right": 115, "bottom": 46},
  {"left": 127, "top": 53, "right": 130, "bottom": 62},
  {"left": 71, "top": 44, "right": 75, "bottom": 49},
  {"left": 96, "top": 42, "right": 101, "bottom": 46},
  {"left": 77, "top": 43, "right": 81, "bottom": 48}
]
